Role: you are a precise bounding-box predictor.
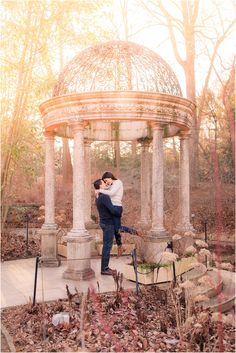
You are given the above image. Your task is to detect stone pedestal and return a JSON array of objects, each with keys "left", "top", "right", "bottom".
[
  {"left": 63, "top": 233, "right": 94, "bottom": 280},
  {"left": 175, "top": 133, "right": 194, "bottom": 233},
  {"left": 173, "top": 236, "right": 194, "bottom": 257},
  {"left": 85, "top": 221, "right": 99, "bottom": 229},
  {"left": 63, "top": 122, "right": 95, "bottom": 280},
  {"left": 40, "top": 228, "right": 60, "bottom": 267},
  {"left": 143, "top": 235, "right": 171, "bottom": 263}
]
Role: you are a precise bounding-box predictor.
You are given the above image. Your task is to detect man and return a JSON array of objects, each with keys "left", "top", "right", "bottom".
[
  {"left": 93, "top": 179, "right": 141, "bottom": 275},
  {"left": 93, "top": 178, "right": 122, "bottom": 275}
]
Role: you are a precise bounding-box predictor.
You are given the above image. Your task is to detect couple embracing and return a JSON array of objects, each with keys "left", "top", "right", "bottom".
[{"left": 93, "top": 171, "right": 141, "bottom": 275}]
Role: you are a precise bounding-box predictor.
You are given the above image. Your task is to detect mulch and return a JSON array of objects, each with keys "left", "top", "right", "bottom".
[
  {"left": 1, "top": 284, "right": 235, "bottom": 352},
  {"left": 1, "top": 232, "right": 40, "bottom": 261}
]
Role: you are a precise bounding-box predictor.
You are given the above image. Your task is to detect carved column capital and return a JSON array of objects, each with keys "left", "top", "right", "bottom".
[
  {"left": 69, "top": 121, "right": 86, "bottom": 134},
  {"left": 137, "top": 137, "right": 152, "bottom": 147},
  {"left": 151, "top": 122, "right": 165, "bottom": 131},
  {"left": 179, "top": 131, "right": 191, "bottom": 140},
  {"left": 84, "top": 138, "right": 93, "bottom": 147},
  {"left": 44, "top": 130, "right": 55, "bottom": 139}
]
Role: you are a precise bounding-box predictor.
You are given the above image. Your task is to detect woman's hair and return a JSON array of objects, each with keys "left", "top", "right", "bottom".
[{"left": 102, "top": 171, "right": 117, "bottom": 180}]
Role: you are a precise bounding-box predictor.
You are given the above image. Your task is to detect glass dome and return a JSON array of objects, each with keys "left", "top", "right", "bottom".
[{"left": 53, "top": 41, "right": 182, "bottom": 97}]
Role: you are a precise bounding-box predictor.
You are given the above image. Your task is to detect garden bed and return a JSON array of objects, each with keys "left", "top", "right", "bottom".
[
  {"left": 123, "top": 257, "right": 195, "bottom": 285},
  {"left": 1, "top": 284, "right": 235, "bottom": 352},
  {"left": 1, "top": 232, "right": 40, "bottom": 261}
]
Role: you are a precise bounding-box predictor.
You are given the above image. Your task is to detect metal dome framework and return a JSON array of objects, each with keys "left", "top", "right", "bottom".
[{"left": 53, "top": 41, "right": 182, "bottom": 97}]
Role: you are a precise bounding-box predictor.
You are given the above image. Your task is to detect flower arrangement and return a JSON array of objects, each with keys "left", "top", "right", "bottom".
[
  {"left": 184, "top": 245, "right": 197, "bottom": 256},
  {"left": 172, "top": 234, "right": 182, "bottom": 240},
  {"left": 199, "top": 248, "right": 211, "bottom": 258},
  {"left": 184, "top": 231, "right": 196, "bottom": 238},
  {"left": 160, "top": 251, "right": 179, "bottom": 264},
  {"left": 220, "top": 262, "right": 234, "bottom": 271},
  {"left": 195, "top": 239, "right": 208, "bottom": 248}
]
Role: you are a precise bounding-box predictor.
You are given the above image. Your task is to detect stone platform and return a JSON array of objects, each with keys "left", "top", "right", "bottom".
[{"left": 1, "top": 256, "right": 135, "bottom": 308}]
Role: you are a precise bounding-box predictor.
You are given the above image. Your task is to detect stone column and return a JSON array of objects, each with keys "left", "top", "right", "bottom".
[
  {"left": 176, "top": 132, "right": 194, "bottom": 233},
  {"left": 43, "top": 132, "right": 57, "bottom": 229},
  {"left": 63, "top": 122, "right": 95, "bottom": 280},
  {"left": 84, "top": 139, "right": 96, "bottom": 228},
  {"left": 150, "top": 123, "right": 167, "bottom": 236},
  {"left": 137, "top": 138, "right": 151, "bottom": 229},
  {"left": 40, "top": 131, "right": 60, "bottom": 267}
]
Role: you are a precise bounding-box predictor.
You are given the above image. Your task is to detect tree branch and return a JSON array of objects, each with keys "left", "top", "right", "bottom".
[
  {"left": 197, "top": 18, "right": 236, "bottom": 127},
  {"left": 158, "top": 0, "right": 186, "bottom": 68}
]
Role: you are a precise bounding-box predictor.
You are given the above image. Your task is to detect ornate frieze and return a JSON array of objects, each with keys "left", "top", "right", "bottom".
[{"left": 40, "top": 92, "right": 194, "bottom": 134}]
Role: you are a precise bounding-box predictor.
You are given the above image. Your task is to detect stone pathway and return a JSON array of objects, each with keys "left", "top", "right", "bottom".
[
  {"left": 1, "top": 256, "right": 136, "bottom": 308},
  {"left": 1, "top": 331, "right": 11, "bottom": 352}
]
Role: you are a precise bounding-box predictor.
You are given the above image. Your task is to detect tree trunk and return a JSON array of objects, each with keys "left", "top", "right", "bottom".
[
  {"left": 222, "top": 63, "right": 235, "bottom": 168},
  {"left": 182, "top": 0, "right": 198, "bottom": 187},
  {"left": 131, "top": 141, "right": 137, "bottom": 168},
  {"left": 1, "top": 1, "right": 46, "bottom": 229},
  {"left": 114, "top": 141, "right": 121, "bottom": 176},
  {"left": 62, "top": 138, "right": 73, "bottom": 186}
]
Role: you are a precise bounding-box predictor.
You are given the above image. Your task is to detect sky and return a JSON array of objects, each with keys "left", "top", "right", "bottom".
[
  {"left": 105, "top": 0, "right": 236, "bottom": 97},
  {"left": 31, "top": 0, "right": 235, "bottom": 99},
  {"left": 52, "top": 0, "right": 235, "bottom": 150}
]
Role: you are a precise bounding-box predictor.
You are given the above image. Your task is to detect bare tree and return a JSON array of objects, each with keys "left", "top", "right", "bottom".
[
  {"left": 222, "top": 61, "right": 235, "bottom": 167},
  {"left": 56, "top": 3, "right": 73, "bottom": 187},
  {"left": 141, "top": 0, "right": 235, "bottom": 187},
  {"left": 1, "top": 0, "right": 116, "bottom": 228},
  {"left": 1, "top": 1, "right": 47, "bottom": 227}
]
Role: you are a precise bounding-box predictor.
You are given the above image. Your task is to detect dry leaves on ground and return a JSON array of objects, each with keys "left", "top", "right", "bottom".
[{"left": 1, "top": 285, "right": 235, "bottom": 352}]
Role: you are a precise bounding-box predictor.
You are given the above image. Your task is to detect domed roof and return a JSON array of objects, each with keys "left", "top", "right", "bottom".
[{"left": 53, "top": 41, "right": 182, "bottom": 97}]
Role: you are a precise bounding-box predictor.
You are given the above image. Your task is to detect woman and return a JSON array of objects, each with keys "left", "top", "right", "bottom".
[{"left": 96, "top": 171, "right": 136, "bottom": 256}]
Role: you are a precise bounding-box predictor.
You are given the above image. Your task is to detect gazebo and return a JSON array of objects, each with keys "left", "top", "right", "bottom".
[{"left": 39, "top": 41, "right": 195, "bottom": 280}]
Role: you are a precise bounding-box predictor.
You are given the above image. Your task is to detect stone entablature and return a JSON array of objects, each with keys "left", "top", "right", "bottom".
[{"left": 40, "top": 91, "right": 195, "bottom": 135}]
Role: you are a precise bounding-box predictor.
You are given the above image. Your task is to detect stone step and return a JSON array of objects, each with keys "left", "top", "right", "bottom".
[
  {"left": 181, "top": 267, "right": 235, "bottom": 312},
  {"left": 181, "top": 263, "right": 207, "bottom": 282},
  {"left": 203, "top": 269, "right": 235, "bottom": 313},
  {"left": 191, "top": 270, "right": 223, "bottom": 299}
]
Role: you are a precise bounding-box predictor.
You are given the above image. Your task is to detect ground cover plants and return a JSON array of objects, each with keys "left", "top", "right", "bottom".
[
  {"left": 1, "top": 272, "right": 235, "bottom": 353},
  {"left": 1, "top": 232, "right": 40, "bottom": 261}
]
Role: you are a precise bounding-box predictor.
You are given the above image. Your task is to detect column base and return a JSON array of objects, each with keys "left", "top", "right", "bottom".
[
  {"left": 137, "top": 220, "right": 151, "bottom": 230},
  {"left": 148, "top": 228, "right": 170, "bottom": 239},
  {"left": 175, "top": 222, "right": 195, "bottom": 234},
  {"left": 85, "top": 220, "right": 100, "bottom": 229},
  {"left": 63, "top": 232, "right": 95, "bottom": 280},
  {"left": 42, "top": 223, "right": 58, "bottom": 230},
  {"left": 141, "top": 236, "right": 171, "bottom": 263},
  {"left": 67, "top": 228, "right": 88, "bottom": 237},
  {"left": 40, "top": 257, "right": 61, "bottom": 267},
  {"left": 172, "top": 236, "right": 194, "bottom": 257},
  {"left": 63, "top": 267, "right": 95, "bottom": 280},
  {"left": 39, "top": 228, "right": 60, "bottom": 267}
]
